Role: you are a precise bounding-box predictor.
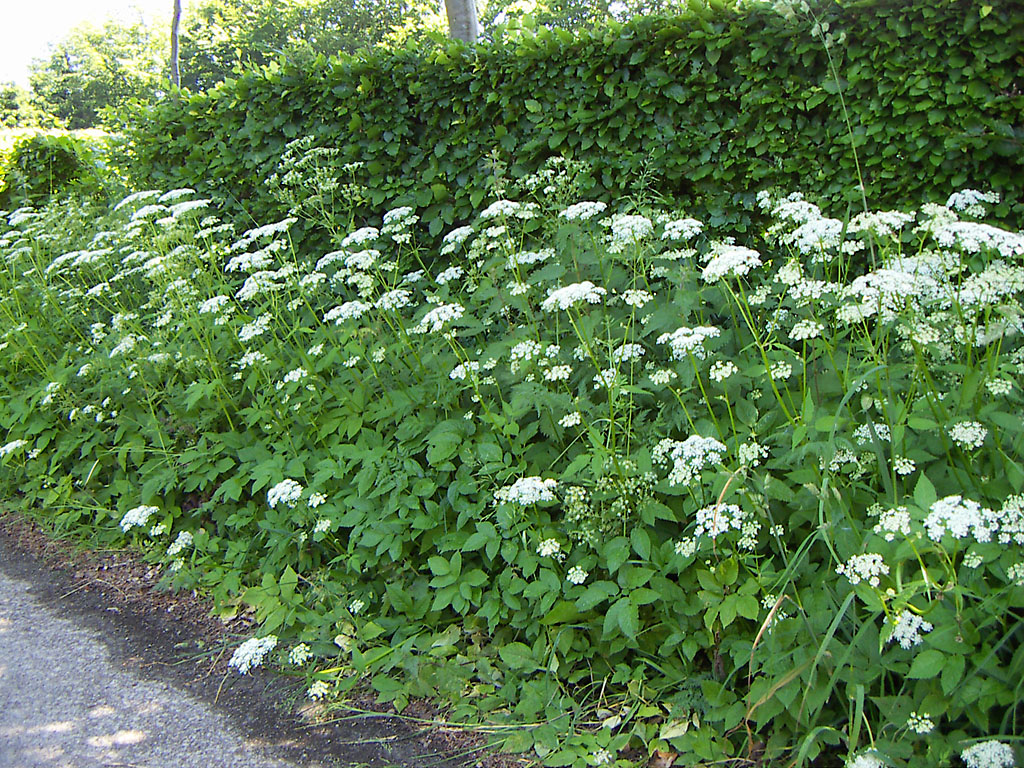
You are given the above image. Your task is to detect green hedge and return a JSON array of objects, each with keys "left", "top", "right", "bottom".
[
  {"left": 125, "top": 0, "right": 1024, "bottom": 234},
  {"left": 0, "top": 129, "right": 118, "bottom": 208}
]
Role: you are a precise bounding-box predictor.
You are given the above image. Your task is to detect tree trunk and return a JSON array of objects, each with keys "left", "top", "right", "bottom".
[
  {"left": 170, "top": 0, "right": 182, "bottom": 88},
  {"left": 443, "top": 0, "right": 480, "bottom": 43}
]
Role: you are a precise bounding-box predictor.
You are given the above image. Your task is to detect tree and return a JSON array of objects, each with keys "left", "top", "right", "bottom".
[
  {"left": 443, "top": 0, "right": 481, "bottom": 42},
  {"left": 27, "top": 16, "right": 164, "bottom": 129},
  {"left": 170, "top": 0, "right": 183, "bottom": 88}
]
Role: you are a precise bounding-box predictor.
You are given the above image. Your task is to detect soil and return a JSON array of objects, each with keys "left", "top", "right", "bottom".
[{"left": 0, "top": 509, "right": 515, "bottom": 768}]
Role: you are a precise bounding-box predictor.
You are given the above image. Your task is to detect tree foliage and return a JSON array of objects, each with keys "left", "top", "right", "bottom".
[{"left": 27, "top": 16, "right": 165, "bottom": 129}]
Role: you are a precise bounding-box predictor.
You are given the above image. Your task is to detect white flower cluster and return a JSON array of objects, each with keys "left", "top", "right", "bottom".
[
  {"left": 836, "top": 553, "right": 889, "bottom": 587},
  {"left": 440, "top": 226, "right": 473, "bottom": 255},
  {"left": 267, "top": 479, "right": 304, "bottom": 509},
  {"left": 0, "top": 439, "right": 28, "bottom": 458},
  {"left": 694, "top": 503, "right": 750, "bottom": 539},
  {"left": 905, "top": 711, "right": 935, "bottom": 734},
  {"left": 560, "top": 201, "right": 607, "bottom": 221},
  {"left": 541, "top": 281, "right": 607, "bottom": 312},
  {"left": 605, "top": 214, "right": 654, "bottom": 252},
  {"left": 494, "top": 477, "right": 558, "bottom": 506},
  {"left": 506, "top": 248, "right": 554, "bottom": 270},
  {"left": 449, "top": 361, "right": 479, "bottom": 381},
  {"left": 932, "top": 222, "right": 1024, "bottom": 259},
  {"left": 166, "top": 530, "right": 193, "bottom": 557},
  {"left": 653, "top": 435, "right": 726, "bottom": 487},
  {"left": 536, "top": 538, "right": 561, "bottom": 557},
  {"left": 288, "top": 642, "right": 313, "bottom": 665},
  {"left": 924, "top": 495, "right": 1001, "bottom": 543},
  {"left": 885, "top": 609, "right": 933, "bottom": 649},
  {"left": 324, "top": 300, "right": 370, "bottom": 324},
  {"left": 375, "top": 289, "right": 412, "bottom": 312},
  {"left": 228, "top": 635, "right": 278, "bottom": 674},
  {"left": 946, "top": 189, "right": 1000, "bottom": 217},
  {"left": 960, "top": 740, "right": 1016, "bottom": 768},
  {"left": 873, "top": 506, "right": 911, "bottom": 541},
  {"left": 566, "top": 566, "right": 588, "bottom": 584},
  {"left": 120, "top": 504, "right": 159, "bottom": 532},
  {"left": 846, "top": 752, "right": 884, "bottom": 768},
  {"left": 701, "top": 244, "right": 762, "bottom": 283},
  {"left": 949, "top": 420, "right": 987, "bottom": 450},
  {"left": 413, "top": 303, "right": 464, "bottom": 334},
  {"left": 660, "top": 216, "right": 703, "bottom": 241},
  {"left": 341, "top": 226, "right": 379, "bottom": 247},
  {"left": 657, "top": 325, "right": 720, "bottom": 361}
]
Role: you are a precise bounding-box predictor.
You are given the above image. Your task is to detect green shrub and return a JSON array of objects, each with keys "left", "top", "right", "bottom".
[
  {"left": 0, "top": 129, "right": 116, "bottom": 208},
  {"left": 122, "top": 0, "right": 1024, "bottom": 238},
  {"left": 2, "top": 174, "right": 1022, "bottom": 766}
]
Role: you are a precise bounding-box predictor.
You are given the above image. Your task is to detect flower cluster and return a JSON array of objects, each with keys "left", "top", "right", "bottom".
[{"left": 228, "top": 635, "right": 278, "bottom": 674}]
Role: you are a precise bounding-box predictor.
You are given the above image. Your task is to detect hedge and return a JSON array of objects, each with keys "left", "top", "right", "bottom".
[{"left": 123, "top": 0, "right": 1024, "bottom": 237}]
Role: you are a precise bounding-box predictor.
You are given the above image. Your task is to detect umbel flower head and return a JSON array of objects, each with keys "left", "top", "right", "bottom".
[{"left": 229, "top": 635, "right": 278, "bottom": 674}]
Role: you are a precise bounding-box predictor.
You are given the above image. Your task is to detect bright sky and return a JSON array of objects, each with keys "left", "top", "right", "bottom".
[{"left": 1, "top": 0, "right": 191, "bottom": 86}]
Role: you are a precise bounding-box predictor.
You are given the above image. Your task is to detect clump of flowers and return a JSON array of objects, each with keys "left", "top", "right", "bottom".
[{"left": 229, "top": 635, "right": 278, "bottom": 674}]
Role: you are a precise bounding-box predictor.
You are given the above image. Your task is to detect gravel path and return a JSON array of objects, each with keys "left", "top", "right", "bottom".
[{"left": 0, "top": 567, "right": 301, "bottom": 768}]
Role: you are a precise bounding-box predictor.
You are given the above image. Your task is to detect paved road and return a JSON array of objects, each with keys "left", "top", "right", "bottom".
[{"left": 0, "top": 567, "right": 302, "bottom": 768}]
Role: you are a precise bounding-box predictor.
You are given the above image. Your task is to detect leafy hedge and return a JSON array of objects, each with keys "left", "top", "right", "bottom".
[
  {"left": 0, "top": 129, "right": 118, "bottom": 208},
  {"left": 124, "top": 0, "right": 1024, "bottom": 236}
]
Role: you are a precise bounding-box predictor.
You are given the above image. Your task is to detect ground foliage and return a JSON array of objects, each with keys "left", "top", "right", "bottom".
[
  {"left": 123, "top": 0, "right": 1024, "bottom": 242},
  {"left": 1, "top": 164, "right": 1023, "bottom": 766}
]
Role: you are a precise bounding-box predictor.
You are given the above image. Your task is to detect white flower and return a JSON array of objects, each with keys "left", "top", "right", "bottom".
[
  {"left": 946, "top": 189, "right": 1000, "bottom": 217},
  {"left": 537, "top": 538, "right": 561, "bottom": 557},
  {"left": 620, "top": 289, "right": 653, "bottom": 308},
  {"left": 769, "top": 361, "right": 793, "bottom": 380},
  {"left": 1006, "top": 563, "right": 1024, "bottom": 586},
  {"left": 612, "top": 343, "right": 644, "bottom": 363},
  {"left": 413, "top": 303, "right": 464, "bottom": 334},
  {"left": 495, "top": 477, "right": 558, "bottom": 506},
  {"left": 649, "top": 369, "right": 677, "bottom": 386},
  {"left": 906, "top": 711, "right": 935, "bottom": 734},
  {"left": 239, "top": 314, "right": 272, "bottom": 342},
  {"left": 449, "top": 361, "right": 479, "bottom": 381},
  {"left": 566, "top": 566, "right": 588, "bottom": 584},
  {"left": 709, "top": 360, "right": 737, "bottom": 382},
  {"left": 289, "top": 643, "right": 313, "bottom": 665},
  {"left": 559, "top": 411, "right": 582, "bottom": 428},
  {"left": 885, "top": 609, "right": 933, "bottom": 649},
  {"left": 893, "top": 457, "right": 916, "bottom": 475},
  {"left": 846, "top": 752, "right": 885, "bottom": 768},
  {"left": 674, "top": 538, "right": 697, "bottom": 557},
  {"left": 166, "top": 531, "right": 193, "bottom": 556},
  {"left": 694, "top": 503, "right": 749, "bottom": 539},
  {"left": 0, "top": 439, "right": 28, "bottom": 458},
  {"left": 544, "top": 365, "right": 573, "bottom": 382},
  {"left": 435, "top": 265, "right": 463, "bottom": 284},
  {"left": 950, "top": 420, "right": 987, "bottom": 450},
  {"left": 657, "top": 325, "right": 720, "bottom": 361},
  {"left": 480, "top": 200, "right": 522, "bottom": 219},
  {"left": 701, "top": 244, "right": 762, "bottom": 282},
  {"left": 790, "top": 319, "right": 824, "bottom": 340},
  {"left": 313, "top": 518, "right": 332, "bottom": 534},
  {"left": 341, "top": 226, "right": 379, "bottom": 247},
  {"left": 660, "top": 217, "right": 703, "bottom": 241},
  {"left": 348, "top": 598, "right": 366, "bottom": 614},
  {"left": 605, "top": 213, "right": 654, "bottom": 252},
  {"left": 933, "top": 222, "right": 1024, "bottom": 259},
  {"left": 324, "top": 301, "right": 370, "bottom": 324},
  {"left": 960, "top": 741, "right": 1016, "bottom": 768},
  {"left": 924, "top": 495, "right": 999, "bottom": 542},
  {"left": 308, "top": 680, "right": 331, "bottom": 700},
  {"left": 229, "top": 636, "right": 278, "bottom": 674},
  {"left": 873, "top": 507, "right": 911, "bottom": 541},
  {"left": 836, "top": 553, "right": 889, "bottom": 587},
  {"left": 268, "top": 479, "right": 304, "bottom": 509},
  {"left": 854, "top": 422, "right": 891, "bottom": 445},
  {"left": 541, "top": 281, "right": 607, "bottom": 312},
  {"left": 986, "top": 378, "right": 1013, "bottom": 396},
  {"left": 653, "top": 435, "right": 726, "bottom": 486},
  {"left": 440, "top": 226, "right": 473, "bottom": 255},
  {"left": 374, "top": 289, "right": 412, "bottom": 312},
  {"left": 738, "top": 441, "right": 768, "bottom": 467},
  {"left": 559, "top": 201, "right": 607, "bottom": 221},
  {"left": 120, "top": 505, "right": 159, "bottom": 532}
]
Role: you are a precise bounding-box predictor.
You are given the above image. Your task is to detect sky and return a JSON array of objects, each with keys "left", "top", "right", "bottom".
[{"left": 1, "top": 0, "right": 191, "bottom": 86}]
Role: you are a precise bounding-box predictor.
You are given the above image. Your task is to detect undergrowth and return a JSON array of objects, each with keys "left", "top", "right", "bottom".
[{"left": 1, "top": 165, "right": 1022, "bottom": 767}]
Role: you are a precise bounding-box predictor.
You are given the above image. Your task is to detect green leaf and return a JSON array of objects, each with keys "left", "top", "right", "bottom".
[
  {"left": 498, "top": 642, "right": 537, "bottom": 670},
  {"left": 907, "top": 649, "right": 946, "bottom": 679},
  {"left": 914, "top": 473, "right": 937, "bottom": 510}
]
